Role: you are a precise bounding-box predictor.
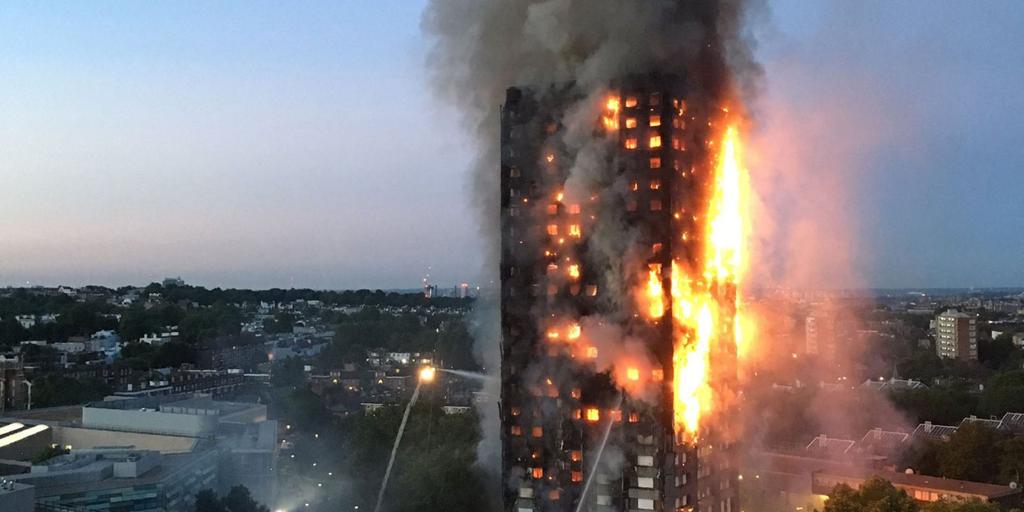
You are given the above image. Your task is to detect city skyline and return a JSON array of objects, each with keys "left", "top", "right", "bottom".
[{"left": 2, "top": 1, "right": 1023, "bottom": 290}]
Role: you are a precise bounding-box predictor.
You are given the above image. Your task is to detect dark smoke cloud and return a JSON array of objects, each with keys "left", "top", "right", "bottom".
[{"left": 422, "top": 0, "right": 765, "bottom": 486}]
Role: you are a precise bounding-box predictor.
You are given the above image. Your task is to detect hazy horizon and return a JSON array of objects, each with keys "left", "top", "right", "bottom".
[{"left": 3, "top": 1, "right": 1023, "bottom": 290}]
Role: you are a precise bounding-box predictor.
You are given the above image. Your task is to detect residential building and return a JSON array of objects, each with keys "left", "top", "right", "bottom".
[{"left": 935, "top": 309, "right": 978, "bottom": 360}]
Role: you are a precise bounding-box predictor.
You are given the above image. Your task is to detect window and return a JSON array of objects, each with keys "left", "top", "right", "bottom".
[
  {"left": 672, "top": 137, "right": 683, "bottom": 150},
  {"left": 649, "top": 157, "right": 662, "bottom": 169},
  {"left": 651, "top": 242, "right": 662, "bottom": 254},
  {"left": 532, "top": 467, "right": 544, "bottom": 479},
  {"left": 637, "top": 455, "right": 654, "bottom": 466},
  {"left": 569, "top": 224, "right": 581, "bottom": 238},
  {"left": 625, "top": 96, "right": 638, "bottom": 108},
  {"left": 648, "top": 93, "right": 661, "bottom": 106},
  {"left": 630, "top": 180, "right": 639, "bottom": 192},
  {"left": 649, "top": 180, "right": 661, "bottom": 190},
  {"left": 511, "top": 425, "right": 522, "bottom": 436},
  {"left": 649, "top": 134, "right": 662, "bottom": 148},
  {"left": 571, "top": 471, "right": 583, "bottom": 483},
  {"left": 625, "top": 138, "right": 638, "bottom": 149},
  {"left": 519, "top": 487, "right": 534, "bottom": 498},
  {"left": 673, "top": 117, "right": 684, "bottom": 129},
  {"left": 568, "top": 204, "right": 581, "bottom": 214},
  {"left": 509, "top": 206, "right": 519, "bottom": 217},
  {"left": 629, "top": 412, "right": 639, "bottom": 423},
  {"left": 627, "top": 199, "right": 638, "bottom": 212},
  {"left": 586, "top": 284, "right": 598, "bottom": 296},
  {"left": 570, "top": 450, "right": 582, "bottom": 462},
  {"left": 586, "top": 346, "right": 598, "bottom": 358},
  {"left": 650, "top": 199, "right": 663, "bottom": 211},
  {"left": 547, "top": 224, "right": 558, "bottom": 236},
  {"left": 510, "top": 167, "right": 521, "bottom": 177},
  {"left": 625, "top": 118, "right": 638, "bottom": 129},
  {"left": 638, "top": 477, "right": 655, "bottom": 489},
  {"left": 548, "top": 490, "right": 559, "bottom": 501},
  {"left": 649, "top": 115, "right": 661, "bottom": 127},
  {"left": 546, "top": 204, "right": 558, "bottom": 215},
  {"left": 638, "top": 498, "right": 655, "bottom": 510},
  {"left": 585, "top": 408, "right": 600, "bottom": 422},
  {"left": 531, "top": 426, "right": 543, "bottom": 438}
]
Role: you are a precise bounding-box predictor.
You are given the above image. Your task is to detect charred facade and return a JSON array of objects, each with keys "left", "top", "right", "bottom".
[{"left": 499, "top": 73, "right": 739, "bottom": 512}]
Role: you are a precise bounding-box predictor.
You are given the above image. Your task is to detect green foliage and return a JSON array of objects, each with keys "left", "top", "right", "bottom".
[
  {"left": 921, "top": 500, "right": 1002, "bottom": 512},
  {"left": 823, "top": 478, "right": 917, "bottom": 512},
  {"left": 339, "top": 401, "right": 494, "bottom": 512},
  {"left": 31, "top": 375, "right": 111, "bottom": 407},
  {"left": 889, "top": 386, "right": 979, "bottom": 425},
  {"left": 192, "top": 486, "right": 268, "bottom": 512},
  {"left": 282, "top": 387, "right": 332, "bottom": 430},
  {"left": 262, "top": 312, "right": 295, "bottom": 334},
  {"left": 178, "top": 302, "right": 242, "bottom": 344},
  {"left": 271, "top": 357, "right": 306, "bottom": 388},
  {"left": 937, "top": 423, "right": 1003, "bottom": 482}
]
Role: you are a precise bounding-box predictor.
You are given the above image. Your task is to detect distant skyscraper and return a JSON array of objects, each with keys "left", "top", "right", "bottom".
[{"left": 935, "top": 309, "right": 978, "bottom": 360}]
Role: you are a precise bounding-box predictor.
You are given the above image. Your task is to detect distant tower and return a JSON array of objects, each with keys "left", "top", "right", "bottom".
[{"left": 935, "top": 309, "right": 978, "bottom": 361}]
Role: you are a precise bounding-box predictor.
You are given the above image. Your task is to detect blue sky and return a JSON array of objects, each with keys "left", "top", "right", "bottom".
[{"left": 1, "top": 1, "right": 1022, "bottom": 289}]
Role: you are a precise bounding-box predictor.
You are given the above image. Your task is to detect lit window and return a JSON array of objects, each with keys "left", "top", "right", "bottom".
[
  {"left": 649, "top": 157, "right": 662, "bottom": 169},
  {"left": 672, "top": 137, "right": 683, "bottom": 150},
  {"left": 650, "top": 200, "right": 663, "bottom": 211},
  {"left": 585, "top": 408, "right": 600, "bottom": 422},
  {"left": 570, "top": 450, "right": 582, "bottom": 462},
  {"left": 569, "top": 224, "right": 581, "bottom": 238},
  {"left": 570, "top": 388, "right": 581, "bottom": 399},
  {"left": 630, "top": 180, "right": 639, "bottom": 192},
  {"left": 652, "top": 243, "right": 662, "bottom": 254},
  {"left": 569, "top": 204, "right": 581, "bottom": 214},
  {"left": 625, "top": 118, "right": 638, "bottom": 129},
  {"left": 610, "top": 410, "right": 622, "bottom": 422},
  {"left": 532, "top": 467, "right": 544, "bottom": 479},
  {"left": 511, "top": 425, "right": 522, "bottom": 435},
  {"left": 649, "top": 180, "right": 661, "bottom": 190},
  {"left": 629, "top": 412, "right": 639, "bottom": 423},
  {"left": 649, "top": 135, "right": 662, "bottom": 148},
  {"left": 586, "top": 347, "right": 598, "bottom": 358},
  {"left": 547, "top": 224, "right": 558, "bottom": 236},
  {"left": 532, "top": 426, "right": 543, "bottom": 438},
  {"left": 511, "top": 407, "right": 521, "bottom": 416},
  {"left": 586, "top": 285, "right": 598, "bottom": 297},
  {"left": 625, "top": 138, "right": 638, "bottom": 149},
  {"left": 649, "top": 115, "right": 661, "bottom": 127},
  {"left": 673, "top": 117, "right": 685, "bottom": 129},
  {"left": 573, "top": 409, "right": 581, "bottom": 420},
  {"left": 652, "top": 369, "right": 664, "bottom": 381},
  {"left": 548, "top": 489, "right": 560, "bottom": 501},
  {"left": 625, "top": 96, "right": 638, "bottom": 108},
  {"left": 509, "top": 167, "right": 521, "bottom": 177},
  {"left": 546, "top": 204, "right": 558, "bottom": 215},
  {"left": 571, "top": 471, "right": 583, "bottom": 483}
]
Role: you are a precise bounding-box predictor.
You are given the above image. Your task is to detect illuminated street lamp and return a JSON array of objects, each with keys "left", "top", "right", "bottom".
[{"left": 418, "top": 366, "right": 436, "bottom": 383}]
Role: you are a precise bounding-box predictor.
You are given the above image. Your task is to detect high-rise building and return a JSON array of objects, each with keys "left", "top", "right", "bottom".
[
  {"left": 935, "top": 309, "right": 977, "bottom": 361},
  {"left": 499, "top": 74, "right": 738, "bottom": 512}
]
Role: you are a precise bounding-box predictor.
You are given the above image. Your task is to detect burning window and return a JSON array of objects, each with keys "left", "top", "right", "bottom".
[
  {"left": 570, "top": 388, "right": 581, "bottom": 399},
  {"left": 568, "top": 204, "right": 581, "bottom": 215},
  {"left": 546, "top": 263, "right": 558, "bottom": 274},
  {"left": 649, "top": 114, "right": 661, "bottom": 127},
  {"left": 585, "top": 408, "right": 600, "bottom": 422},
  {"left": 672, "top": 137, "right": 683, "bottom": 150},
  {"left": 571, "top": 471, "right": 583, "bottom": 483},
  {"left": 649, "top": 134, "right": 662, "bottom": 148},
  {"left": 650, "top": 199, "right": 663, "bottom": 211},
  {"left": 625, "top": 118, "right": 638, "bottom": 129},
  {"left": 511, "top": 425, "right": 522, "bottom": 436},
  {"left": 586, "top": 284, "right": 598, "bottom": 296},
  {"left": 624, "top": 138, "right": 638, "bottom": 150},
  {"left": 567, "top": 323, "right": 581, "bottom": 340},
  {"left": 649, "top": 157, "right": 662, "bottom": 169},
  {"left": 547, "top": 224, "right": 558, "bottom": 236},
  {"left": 568, "top": 264, "right": 580, "bottom": 279},
  {"left": 625, "top": 96, "right": 638, "bottom": 108},
  {"left": 652, "top": 369, "right": 664, "bottom": 381},
  {"left": 672, "top": 117, "right": 685, "bottom": 129},
  {"left": 627, "top": 368, "right": 640, "bottom": 381},
  {"left": 586, "top": 346, "right": 598, "bottom": 359},
  {"left": 651, "top": 243, "right": 663, "bottom": 255},
  {"left": 532, "top": 467, "right": 544, "bottom": 479},
  {"left": 546, "top": 204, "right": 558, "bottom": 215},
  {"left": 610, "top": 410, "right": 622, "bottom": 422},
  {"left": 649, "top": 180, "right": 661, "bottom": 190},
  {"left": 511, "top": 407, "right": 521, "bottom": 417},
  {"left": 531, "top": 426, "right": 543, "bottom": 438},
  {"left": 573, "top": 408, "right": 581, "bottom": 420},
  {"left": 568, "top": 224, "right": 581, "bottom": 238},
  {"left": 629, "top": 412, "right": 639, "bottom": 423},
  {"left": 570, "top": 450, "right": 582, "bottom": 462},
  {"left": 630, "top": 180, "right": 639, "bottom": 192}
]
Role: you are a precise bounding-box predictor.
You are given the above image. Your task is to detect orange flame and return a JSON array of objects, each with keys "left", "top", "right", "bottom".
[{"left": 646, "top": 264, "right": 665, "bottom": 319}]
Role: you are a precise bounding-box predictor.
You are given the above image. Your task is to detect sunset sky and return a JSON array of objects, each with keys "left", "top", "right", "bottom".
[{"left": 2, "top": 1, "right": 1022, "bottom": 289}]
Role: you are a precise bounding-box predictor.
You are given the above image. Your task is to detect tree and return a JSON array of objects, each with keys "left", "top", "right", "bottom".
[
  {"left": 271, "top": 357, "right": 306, "bottom": 388},
  {"left": 938, "top": 423, "right": 1002, "bottom": 482},
  {"left": 921, "top": 500, "right": 1002, "bottom": 512},
  {"left": 222, "top": 485, "right": 269, "bottom": 512},
  {"left": 822, "top": 478, "right": 917, "bottom": 512},
  {"left": 194, "top": 489, "right": 224, "bottom": 512},
  {"left": 999, "top": 434, "right": 1024, "bottom": 485},
  {"left": 32, "top": 444, "right": 68, "bottom": 464}
]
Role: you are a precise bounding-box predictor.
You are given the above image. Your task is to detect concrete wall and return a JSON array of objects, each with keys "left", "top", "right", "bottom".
[
  {"left": 83, "top": 406, "right": 218, "bottom": 436},
  {"left": 53, "top": 425, "right": 197, "bottom": 454},
  {"left": 0, "top": 483, "right": 34, "bottom": 512}
]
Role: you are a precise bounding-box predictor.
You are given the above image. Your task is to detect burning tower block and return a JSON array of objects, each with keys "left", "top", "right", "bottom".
[{"left": 500, "top": 73, "right": 742, "bottom": 512}]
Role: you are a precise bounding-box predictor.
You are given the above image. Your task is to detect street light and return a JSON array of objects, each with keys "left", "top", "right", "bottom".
[{"left": 418, "top": 366, "right": 435, "bottom": 383}]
